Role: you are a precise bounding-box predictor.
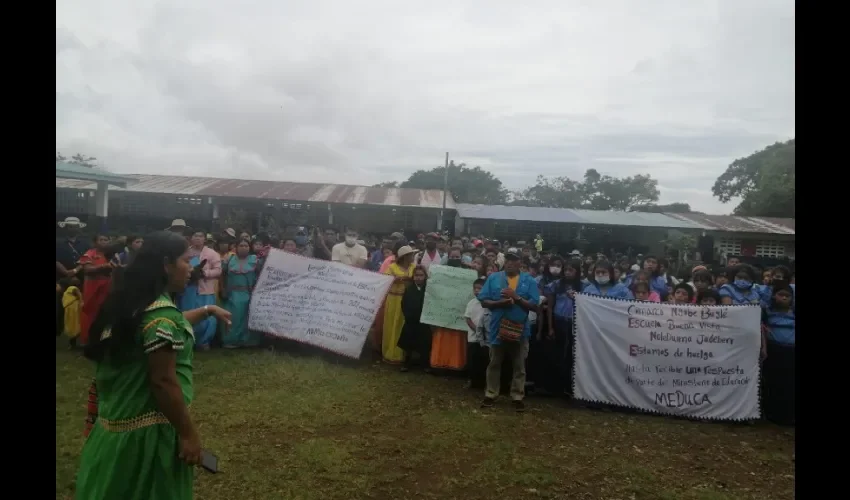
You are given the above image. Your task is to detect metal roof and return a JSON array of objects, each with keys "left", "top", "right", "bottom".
[
  {"left": 456, "top": 204, "right": 794, "bottom": 235},
  {"left": 55, "top": 162, "right": 135, "bottom": 188},
  {"left": 663, "top": 213, "right": 795, "bottom": 235},
  {"left": 55, "top": 174, "right": 455, "bottom": 209},
  {"left": 456, "top": 204, "right": 703, "bottom": 229},
  {"left": 455, "top": 204, "right": 586, "bottom": 224}
]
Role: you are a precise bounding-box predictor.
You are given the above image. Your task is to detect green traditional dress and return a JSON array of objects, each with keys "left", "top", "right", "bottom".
[{"left": 75, "top": 294, "right": 195, "bottom": 500}]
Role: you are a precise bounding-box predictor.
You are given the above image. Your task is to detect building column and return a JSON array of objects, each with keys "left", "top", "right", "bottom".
[{"left": 94, "top": 181, "right": 109, "bottom": 232}]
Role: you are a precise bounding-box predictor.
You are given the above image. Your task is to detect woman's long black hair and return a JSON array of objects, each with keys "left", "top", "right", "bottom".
[
  {"left": 589, "top": 260, "right": 617, "bottom": 287},
  {"left": 84, "top": 231, "right": 189, "bottom": 362},
  {"left": 556, "top": 259, "right": 584, "bottom": 294}
]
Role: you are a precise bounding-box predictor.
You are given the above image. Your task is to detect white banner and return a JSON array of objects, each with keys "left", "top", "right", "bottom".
[
  {"left": 248, "top": 250, "right": 394, "bottom": 358},
  {"left": 573, "top": 294, "right": 762, "bottom": 421}
]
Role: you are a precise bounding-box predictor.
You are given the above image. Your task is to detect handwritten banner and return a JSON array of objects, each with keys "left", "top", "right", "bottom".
[
  {"left": 248, "top": 250, "right": 394, "bottom": 358},
  {"left": 420, "top": 264, "right": 479, "bottom": 331},
  {"left": 573, "top": 294, "right": 762, "bottom": 421}
]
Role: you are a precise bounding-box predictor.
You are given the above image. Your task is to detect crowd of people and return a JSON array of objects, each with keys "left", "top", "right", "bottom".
[{"left": 56, "top": 215, "right": 795, "bottom": 499}]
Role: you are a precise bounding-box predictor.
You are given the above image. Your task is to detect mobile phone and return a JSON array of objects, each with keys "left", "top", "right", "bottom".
[{"left": 200, "top": 449, "right": 219, "bottom": 473}]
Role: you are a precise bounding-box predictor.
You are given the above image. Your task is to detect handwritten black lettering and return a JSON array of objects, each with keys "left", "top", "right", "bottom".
[{"left": 654, "top": 391, "right": 712, "bottom": 407}]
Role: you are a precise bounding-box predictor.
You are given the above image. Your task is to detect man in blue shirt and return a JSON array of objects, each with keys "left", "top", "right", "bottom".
[{"left": 477, "top": 251, "right": 540, "bottom": 412}]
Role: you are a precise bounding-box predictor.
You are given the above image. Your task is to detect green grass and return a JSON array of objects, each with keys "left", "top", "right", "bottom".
[{"left": 56, "top": 341, "right": 795, "bottom": 500}]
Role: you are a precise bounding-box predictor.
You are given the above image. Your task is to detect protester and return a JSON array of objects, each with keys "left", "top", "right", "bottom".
[
  {"left": 398, "top": 266, "right": 432, "bottom": 373},
  {"left": 281, "top": 238, "right": 298, "bottom": 253},
  {"left": 761, "top": 284, "right": 795, "bottom": 425},
  {"left": 464, "top": 278, "right": 487, "bottom": 389},
  {"left": 478, "top": 251, "right": 540, "bottom": 412},
  {"left": 419, "top": 232, "right": 446, "bottom": 271},
  {"left": 332, "top": 228, "right": 368, "bottom": 268},
  {"left": 719, "top": 265, "right": 761, "bottom": 305},
  {"left": 178, "top": 230, "right": 222, "bottom": 350},
  {"left": 61, "top": 276, "right": 83, "bottom": 349},
  {"left": 583, "top": 261, "right": 629, "bottom": 298},
  {"left": 75, "top": 230, "right": 232, "bottom": 500},
  {"left": 382, "top": 245, "right": 417, "bottom": 364},
  {"left": 79, "top": 233, "right": 113, "bottom": 346},
  {"left": 671, "top": 283, "right": 695, "bottom": 304},
  {"left": 541, "top": 259, "right": 582, "bottom": 396},
  {"left": 221, "top": 239, "right": 260, "bottom": 348}
]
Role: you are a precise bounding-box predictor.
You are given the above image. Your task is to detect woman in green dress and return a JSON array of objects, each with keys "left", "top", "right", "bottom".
[{"left": 76, "top": 231, "right": 232, "bottom": 500}]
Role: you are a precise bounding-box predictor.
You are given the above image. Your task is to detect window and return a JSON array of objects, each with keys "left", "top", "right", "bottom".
[
  {"left": 717, "top": 239, "right": 741, "bottom": 256},
  {"left": 755, "top": 241, "right": 786, "bottom": 258},
  {"left": 176, "top": 196, "right": 203, "bottom": 205}
]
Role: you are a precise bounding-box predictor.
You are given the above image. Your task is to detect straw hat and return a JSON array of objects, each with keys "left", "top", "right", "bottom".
[
  {"left": 57, "top": 216, "right": 87, "bottom": 229},
  {"left": 166, "top": 218, "right": 190, "bottom": 231},
  {"left": 224, "top": 228, "right": 236, "bottom": 238},
  {"left": 397, "top": 245, "right": 417, "bottom": 259}
]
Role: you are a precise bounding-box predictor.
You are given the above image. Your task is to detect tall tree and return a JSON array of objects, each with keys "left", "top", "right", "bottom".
[
  {"left": 399, "top": 161, "right": 508, "bottom": 204},
  {"left": 515, "top": 169, "right": 660, "bottom": 210},
  {"left": 712, "top": 139, "right": 795, "bottom": 218},
  {"left": 371, "top": 181, "right": 399, "bottom": 188},
  {"left": 57, "top": 152, "right": 98, "bottom": 168}
]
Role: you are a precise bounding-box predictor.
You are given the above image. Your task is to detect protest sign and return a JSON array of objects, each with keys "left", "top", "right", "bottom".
[
  {"left": 248, "top": 250, "right": 394, "bottom": 358},
  {"left": 573, "top": 294, "right": 762, "bottom": 421},
  {"left": 420, "top": 264, "right": 479, "bottom": 331}
]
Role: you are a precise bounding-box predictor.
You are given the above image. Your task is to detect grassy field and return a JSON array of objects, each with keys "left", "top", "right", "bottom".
[{"left": 56, "top": 343, "right": 795, "bottom": 500}]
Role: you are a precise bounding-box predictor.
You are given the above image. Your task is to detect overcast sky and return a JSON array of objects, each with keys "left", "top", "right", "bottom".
[{"left": 56, "top": 0, "right": 794, "bottom": 214}]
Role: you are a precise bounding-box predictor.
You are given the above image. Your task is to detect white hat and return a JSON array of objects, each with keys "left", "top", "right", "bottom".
[
  {"left": 397, "top": 245, "right": 417, "bottom": 259},
  {"left": 166, "top": 219, "right": 190, "bottom": 231},
  {"left": 57, "top": 216, "right": 87, "bottom": 229},
  {"left": 630, "top": 264, "right": 640, "bottom": 272},
  {"left": 224, "top": 228, "right": 236, "bottom": 238},
  {"left": 570, "top": 249, "right": 581, "bottom": 256}
]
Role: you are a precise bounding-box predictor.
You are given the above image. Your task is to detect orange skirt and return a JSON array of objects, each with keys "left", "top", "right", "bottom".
[
  {"left": 369, "top": 301, "right": 386, "bottom": 353},
  {"left": 430, "top": 327, "right": 467, "bottom": 370}
]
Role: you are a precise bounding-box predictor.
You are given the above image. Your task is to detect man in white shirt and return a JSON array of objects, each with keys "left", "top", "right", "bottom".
[{"left": 331, "top": 228, "right": 368, "bottom": 268}]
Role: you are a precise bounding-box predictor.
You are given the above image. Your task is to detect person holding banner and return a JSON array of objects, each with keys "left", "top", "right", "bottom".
[
  {"left": 430, "top": 248, "right": 469, "bottom": 371},
  {"left": 542, "top": 259, "right": 583, "bottom": 396},
  {"left": 478, "top": 251, "right": 540, "bottom": 412},
  {"left": 761, "top": 284, "right": 795, "bottom": 425},
  {"left": 382, "top": 245, "right": 417, "bottom": 364}
]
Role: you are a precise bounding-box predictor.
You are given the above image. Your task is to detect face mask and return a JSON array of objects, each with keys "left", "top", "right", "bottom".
[
  {"left": 345, "top": 237, "right": 356, "bottom": 246},
  {"left": 596, "top": 276, "right": 610, "bottom": 285},
  {"left": 549, "top": 267, "right": 561, "bottom": 275},
  {"left": 461, "top": 255, "right": 473, "bottom": 264},
  {"left": 447, "top": 258, "right": 462, "bottom": 267},
  {"left": 426, "top": 242, "right": 436, "bottom": 250},
  {"left": 734, "top": 279, "right": 752, "bottom": 289}
]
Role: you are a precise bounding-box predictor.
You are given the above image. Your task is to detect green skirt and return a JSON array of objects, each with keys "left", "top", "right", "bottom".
[{"left": 76, "top": 422, "right": 193, "bottom": 500}]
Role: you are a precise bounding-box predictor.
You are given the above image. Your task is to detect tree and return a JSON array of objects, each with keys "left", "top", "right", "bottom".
[
  {"left": 372, "top": 181, "right": 399, "bottom": 188},
  {"left": 515, "top": 169, "right": 660, "bottom": 211},
  {"left": 712, "top": 139, "right": 795, "bottom": 218},
  {"left": 631, "top": 202, "right": 692, "bottom": 213},
  {"left": 399, "top": 161, "right": 508, "bottom": 204},
  {"left": 57, "top": 152, "right": 98, "bottom": 168}
]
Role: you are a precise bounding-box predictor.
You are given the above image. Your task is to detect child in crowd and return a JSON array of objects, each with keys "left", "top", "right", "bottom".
[
  {"left": 697, "top": 289, "right": 720, "bottom": 305},
  {"left": 61, "top": 277, "right": 83, "bottom": 349},
  {"left": 713, "top": 267, "right": 728, "bottom": 288},
  {"left": 628, "top": 271, "right": 660, "bottom": 302},
  {"left": 671, "top": 283, "right": 694, "bottom": 304},
  {"left": 398, "top": 266, "right": 432, "bottom": 373},
  {"left": 761, "top": 284, "right": 795, "bottom": 425},
  {"left": 630, "top": 281, "right": 652, "bottom": 301},
  {"left": 464, "top": 278, "right": 487, "bottom": 389}
]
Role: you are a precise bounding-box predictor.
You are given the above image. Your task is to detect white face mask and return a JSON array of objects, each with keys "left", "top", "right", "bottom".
[
  {"left": 596, "top": 276, "right": 610, "bottom": 285},
  {"left": 549, "top": 266, "right": 562, "bottom": 275},
  {"left": 345, "top": 236, "right": 356, "bottom": 246}
]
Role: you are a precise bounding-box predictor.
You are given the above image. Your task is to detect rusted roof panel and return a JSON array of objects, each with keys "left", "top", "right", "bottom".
[
  {"left": 663, "top": 213, "right": 795, "bottom": 235},
  {"left": 55, "top": 174, "right": 455, "bottom": 209}
]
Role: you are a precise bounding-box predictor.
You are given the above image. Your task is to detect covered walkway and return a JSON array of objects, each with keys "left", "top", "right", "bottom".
[{"left": 55, "top": 162, "right": 135, "bottom": 231}]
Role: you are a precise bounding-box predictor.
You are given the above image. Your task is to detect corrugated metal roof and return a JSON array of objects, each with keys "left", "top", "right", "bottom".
[
  {"left": 55, "top": 174, "right": 455, "bottom": 209},
  {"left": 663, "top": 213, "right": 795, "bottom": 235},
  {"left": 457, "top": 204, "right": 704, "bottom": 229},
  {"left": 455, "top": 204, "right": 586, "bottom": 224},
  {"left": 569, "top": 208, "right": 705, "bottom": 229},
  {"left": 456, "top": 204, "right": 795, "bottom": 235}
]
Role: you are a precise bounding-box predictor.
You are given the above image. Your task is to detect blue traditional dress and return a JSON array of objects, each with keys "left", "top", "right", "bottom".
[
  {"left": 177, "top": 254, "right": 217, "bottom": 347},
  {"left": 221, "top": 254, "right": 261, "bottom": 347}
]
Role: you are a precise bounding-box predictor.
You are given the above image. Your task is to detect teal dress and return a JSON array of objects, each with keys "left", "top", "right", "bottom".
[
  {"left": 221, "top": 254, "right": 260, "bottom": 347},
  {"left": 75, "top": 295, "right": 195, "bottom": 500}
]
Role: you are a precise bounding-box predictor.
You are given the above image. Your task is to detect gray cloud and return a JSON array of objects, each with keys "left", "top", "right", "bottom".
[{"left": 56, "top": 0, "right": 795, "bottom": 214}]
